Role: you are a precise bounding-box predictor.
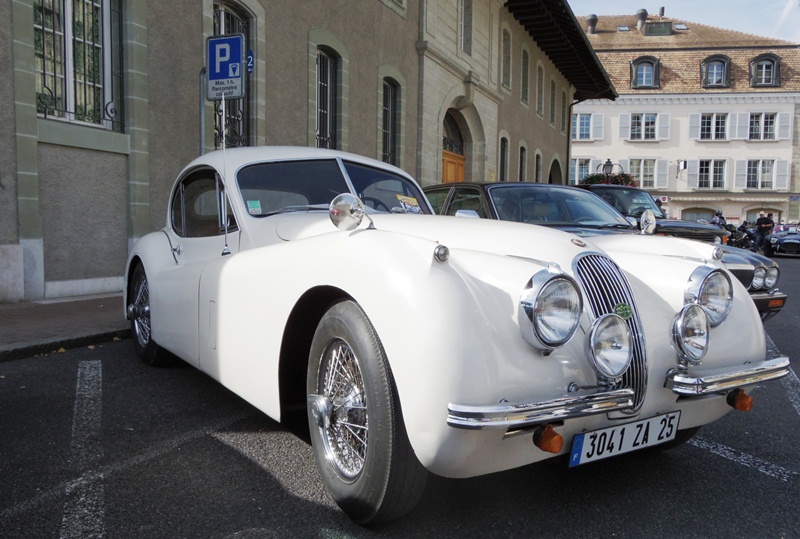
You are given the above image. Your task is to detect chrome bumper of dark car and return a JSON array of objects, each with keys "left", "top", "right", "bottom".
[
  {"left": 665, "top": 356, "right": 790, "bottom": 396},
  {"left": 447, "top": 389, "right": 634, "bottom": 430},
  {"left": 749, "top": 289, "right": 787, "bottom": 322}
]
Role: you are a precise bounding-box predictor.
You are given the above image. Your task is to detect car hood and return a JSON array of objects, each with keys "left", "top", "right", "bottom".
[
  {"left": 654, "top": 219, "right": 726, "bottom": 238},
  {"left": 270, "top": 212, "right": 718, "bottom": 267}
]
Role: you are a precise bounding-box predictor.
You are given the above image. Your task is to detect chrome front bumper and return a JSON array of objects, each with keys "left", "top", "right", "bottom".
[
  {"left": 665, "top": 356, "right": 791, "bottom": 396},
  {"left": 447, "top": 389, "right": 634, "bottom": 430}
]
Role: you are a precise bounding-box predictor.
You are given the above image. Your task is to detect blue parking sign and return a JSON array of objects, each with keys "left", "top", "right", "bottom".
[{"left": 206, "top": 34, "right": 244, "bottom": 100}]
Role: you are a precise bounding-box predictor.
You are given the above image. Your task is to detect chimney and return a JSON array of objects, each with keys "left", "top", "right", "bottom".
[
  {"left": 659, "top": 6, "right": 665, "bottom": 18},
  {"left": 586, "top": 14, "right": 598, "bottom": 34},
  {"left": 636, "top": 9, "right": 648, "bottom": 30}
]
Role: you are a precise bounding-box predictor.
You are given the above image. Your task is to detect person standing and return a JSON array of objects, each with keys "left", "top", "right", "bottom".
[{"left": 754, "top": 212, "right": 774, "bottom": 252}]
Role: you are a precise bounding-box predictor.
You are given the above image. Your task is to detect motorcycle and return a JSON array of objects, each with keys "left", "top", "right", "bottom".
[{"left": 725, "top": 223, "right": 755, "bottom": 251}]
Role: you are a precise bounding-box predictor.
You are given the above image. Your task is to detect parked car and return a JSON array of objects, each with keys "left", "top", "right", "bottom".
[
  {"left": 766, "top": 225, "right": 800, "bottom": 256},
  {"left": 578, "top": 184, "right": 729, "bottom": 244},
  {"left": 424, "top": 182, "right": 786, "bottom": 321},
  {"left": 125, "top": 148, "right": 789, "bottom": 524}
]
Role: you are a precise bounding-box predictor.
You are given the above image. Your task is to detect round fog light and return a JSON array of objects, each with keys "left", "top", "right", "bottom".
[
  {"left": 589, "top": 314, "right": 632, "bottom": 379},
  {"left": 673, "top": 304, "right": 709, "bottom": 365}
]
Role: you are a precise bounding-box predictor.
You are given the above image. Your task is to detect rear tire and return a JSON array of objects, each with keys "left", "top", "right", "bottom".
[
  {"left": 306, "top": 300, "right": 427, "bottom": 524},
  {"left": 128, "top": 265, "right": 170, "bottom": 367}
]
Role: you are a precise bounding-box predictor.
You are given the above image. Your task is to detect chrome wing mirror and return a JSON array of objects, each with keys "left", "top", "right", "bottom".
[
  {"left": 640, "top": 209, "right": 657, "bottom": 235},
  {"left": 330, "top": 193, "right": 375, "bottom": 231}
]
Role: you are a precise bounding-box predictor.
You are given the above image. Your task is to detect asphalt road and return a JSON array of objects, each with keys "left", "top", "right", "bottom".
[{"left": 3, "top": 260, "right": 800, "bottom": 538}]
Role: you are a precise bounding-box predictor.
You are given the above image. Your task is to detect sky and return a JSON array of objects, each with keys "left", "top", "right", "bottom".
[{"left": 565, "top": 0, "right": 800, "bottom": 43}]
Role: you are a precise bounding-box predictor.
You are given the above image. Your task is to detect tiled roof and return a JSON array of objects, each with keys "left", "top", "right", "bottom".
[{"left": 578, "top": 13, "right": 800, "bottom": 94}]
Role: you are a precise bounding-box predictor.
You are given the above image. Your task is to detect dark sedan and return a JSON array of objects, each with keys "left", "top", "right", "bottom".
[
  {"left": 424, "top": 182, "right": 786, "bottom": 321},
  {"left": 577, "top": 184, "right": 729, "bottom": 244}
]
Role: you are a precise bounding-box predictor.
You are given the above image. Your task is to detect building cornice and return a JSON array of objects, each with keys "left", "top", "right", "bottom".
[{"left": 579, "top": 93, "right": 800, "bottom": 106}]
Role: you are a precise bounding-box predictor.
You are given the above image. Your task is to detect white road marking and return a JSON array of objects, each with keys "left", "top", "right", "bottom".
[
  {"left": 689, "top": 437, "right": 798, "bottom": 482},
  {"left": 59, "top": 360, "right": 104, "bottom": 539},
  {"left": 0, "top": 412, "right": 249, "bottom": 523},
  {"left": 780, "top": 367, "right": 800, "bottom": 418}
]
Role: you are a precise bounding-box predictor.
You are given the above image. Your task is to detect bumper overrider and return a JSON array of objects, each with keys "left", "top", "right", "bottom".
[{"left": 447, "top": 356, "right": 791, "bottom": 430}]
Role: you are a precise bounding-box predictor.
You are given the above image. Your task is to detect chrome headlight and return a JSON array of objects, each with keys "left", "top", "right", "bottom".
[
  {"left": 765, "top": 267, "right": 779, "bottom": 289},
  {"left": 589, "top": 314, "right": 632, "bottom": 379},
  {"left": 520, "top": 272, "right": 582, "bottom": 352},
  {"left": 751, "top": 267, "right": 766, "bottom": 290},
  {"left": 685, "top": 267, "right": 732, "bottom": 326},
  {"left": 672, "top": 304, "right": 709, "bottom": 365}
]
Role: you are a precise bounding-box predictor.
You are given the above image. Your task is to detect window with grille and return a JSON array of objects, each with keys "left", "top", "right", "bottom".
[
  {"left": 536, "top": 66, "right": 544, "bottom": 115},
  {"left": 499, "top": 137, "right": 508, "bottom": 181},
  {"left": 214, "top": 4, "right": 250, "bottom": 148},
  {"left": 519, "top": 147, "right": 527, "bottom": 181},
  {"left": 317, "top": 49, "right": 338, "bottom": 149},
  {"left": 698, "top": 160, "right": 726, "bottom": 189},
  {"left": 521, "top": 49, "right": 529, "bottom": 104},
  {"left": 382, "top": 79, "right": 399, "bottom": 165},
  {"left": 700, "top": 113, "right": 727, "bottom": 140},
  {"left": 34, "top": 0, "right": 123, "bottom": 131},
  {"left": 501, "top": 29, "right": 511, "bottom": 90},
  {"left": 629, "top": 159, "right": 656, "bottom": 188},
  {"left": 749, "top": 113, "right": 776, "bottom": 140},
  {"left": 549, "top": 80, "right": 556, "bottom": 125},
  {"left": 630, "top": 113, "right": 657, "bottom": 140},
  {"left": 460, "top": 0, "right": 472, "bottom": 55},
  {"left": 746, "top": 160, "right": 774, "bottom": 189}
]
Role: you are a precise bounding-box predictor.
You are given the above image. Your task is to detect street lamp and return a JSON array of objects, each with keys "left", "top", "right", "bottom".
[{"left": 603, "top": 158, "right": 614, "bottom": 177}]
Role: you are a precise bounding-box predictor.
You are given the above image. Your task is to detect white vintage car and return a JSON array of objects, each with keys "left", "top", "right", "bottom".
[{"left": 124, "top": 146, "right": 790, "bottom": 524}]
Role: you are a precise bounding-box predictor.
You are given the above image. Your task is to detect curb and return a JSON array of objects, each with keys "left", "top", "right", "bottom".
[{"left": 0, "top": 329, "right": 131, "bottom": 363}]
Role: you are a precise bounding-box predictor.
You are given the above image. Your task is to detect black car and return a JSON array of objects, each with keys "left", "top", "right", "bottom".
[
  {"left": 578, "top": 184, "right": 729, "bottom": 244},
  {"left": 424, "top": 181, "right": 786, "bottom": 321},
  {"left": 766, "top": 226, "right": 800, "bottom": 256}
]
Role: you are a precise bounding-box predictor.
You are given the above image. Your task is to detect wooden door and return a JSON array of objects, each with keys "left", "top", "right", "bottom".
[{"left": 442, "top": 150, "right": 465, "bottom": 184}]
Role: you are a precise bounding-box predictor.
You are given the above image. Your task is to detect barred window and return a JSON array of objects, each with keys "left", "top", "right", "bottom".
[
  {"left": 700, "top": 113, "right": 727, "bottom": 140},
  {"left": 698, "top": 160, "right": 726, "bottom": 189},
  {"left": 746, "top": 160, "right": 774, "bottom": 189},
  {"left": 382, "top": 79, "right": 399, "bottom": 165},
  {"left": 749, "top": 113, "right": 777, "bottom": 140},
  {"left": 317, "top": 49, "right": 338, "bottom": 149},
  {"left": 34, "top": 0, "right": 123, "bottom": 131}
]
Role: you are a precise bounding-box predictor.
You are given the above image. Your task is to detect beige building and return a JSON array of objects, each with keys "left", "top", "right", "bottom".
[
  {"left": 0, "top": 0, "right": 613, "bottom": 303},
  {"left": 571, "top": 8, "right": 800, "bottom": 225}
]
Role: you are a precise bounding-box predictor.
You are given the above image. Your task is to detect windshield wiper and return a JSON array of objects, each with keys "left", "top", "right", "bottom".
[
  {"left": 597, "top": 223, "right": 636, "bottom": 229},
  {"left": 260, "top": 204, "right": 329, "bottom": 217}
]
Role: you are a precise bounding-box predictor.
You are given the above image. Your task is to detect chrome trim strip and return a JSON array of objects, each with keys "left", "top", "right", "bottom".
[
  {"left": 666, "top": 357, "right": 790, "bottom": 396},
  {"left": 447, "top": 389, "right": 635, "bottom": 430}
]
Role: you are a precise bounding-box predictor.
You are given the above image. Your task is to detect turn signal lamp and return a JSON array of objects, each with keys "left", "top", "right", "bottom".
[
  {"left": 533, "top": 424, "right": 564, "bottom": 454},
  {"left": 727, "top": 389, "right": 753, "bottom": 412}
]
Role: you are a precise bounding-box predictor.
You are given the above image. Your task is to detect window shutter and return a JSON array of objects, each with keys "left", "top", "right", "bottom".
[
  {"left": 618, "top": 159, "right": 629, "bottom": 175},
  {"left": 700, "top": 62, "right": 708, "bottom": 87},
  {"left": 689, "top": 113, "right": 701, "bottom": 140},
  {"left": 687, "top": 160, "right": 699, "bottom": 189},
  {"left": 590, "top": 159, "right": 601, "bottom": 177},
  {"left": 657, "top": 113, "right": 670, "bottom": 140},
  {"left": 732, "top": 113, "right": 749, "bottom": 140},
  {"left": 776, "top": 160, "right": 789, "bottom": 190},
  {"left": 619, "top": 114, "right": 631, "bottom": 141},
  {"left": 778, "top": 112, "right": 791, "bottom": 140},
  {"left": 591, "top": 113, "right": 604, "bottom": 140},
  {"left": 656, "top": 160, "right": 669, "bottom": 188},
  {"left": 569, "top": 159, "right": 576, "bottom": 183},
  {"left": 734, "top": 160, "right": 747, "bottom": 189}
]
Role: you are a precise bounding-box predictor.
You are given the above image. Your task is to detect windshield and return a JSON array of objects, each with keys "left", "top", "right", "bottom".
[
  {"left": 236, "top": 158, "right": 429, "bottom": 217},
  {"left": 487, "top": 185, "right": 632, "bottom": 228},
  {"left": 590, "top": 187, "right": 666, "bottom": 219}
]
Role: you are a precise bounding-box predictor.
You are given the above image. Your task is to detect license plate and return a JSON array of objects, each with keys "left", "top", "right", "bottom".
[{"left": 568, "top": 411, "right": 680, "bottom": 467}]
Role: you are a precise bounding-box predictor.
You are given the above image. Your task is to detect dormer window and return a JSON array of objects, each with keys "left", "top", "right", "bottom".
[
  {"left": 631, "top": 56, "right": 660, "bottom": 89},
  {"left": 701, "top": 55, "right": 731, "bottom": 88},
  {"left": 750, "top": 54, "right": 781, "bottom": 87}
]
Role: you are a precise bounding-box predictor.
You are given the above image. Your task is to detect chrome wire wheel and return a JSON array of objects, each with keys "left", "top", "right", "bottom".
[
  {"left": 131, "top": 271, "right": 152, "bottom": 349},
  {"left": 316, "top": 338, "right": 368, "bottom": 481}
]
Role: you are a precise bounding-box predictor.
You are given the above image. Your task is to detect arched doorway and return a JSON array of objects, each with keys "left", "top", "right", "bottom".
[
  {"left": 442, "top": 111, "right": 465, "bottom": 184},
  {"left": 548, "top": 160, "right": 563, "bottom": 184}
]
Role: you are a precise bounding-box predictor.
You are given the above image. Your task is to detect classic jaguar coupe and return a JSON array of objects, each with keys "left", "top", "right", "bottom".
[{"left": 125, "top": 147, "right": 790, "bottom": 524}]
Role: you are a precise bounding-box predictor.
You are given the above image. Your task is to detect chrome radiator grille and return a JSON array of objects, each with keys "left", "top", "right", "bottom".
[
  {"left": 575, "top": 254, "right": 647, "bottom": 412},
  {"left": 726, "top": 266, "right": 753, "bottom": 289}
]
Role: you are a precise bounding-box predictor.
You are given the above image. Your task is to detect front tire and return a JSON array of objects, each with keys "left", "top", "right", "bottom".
[
  {"left": 128, "top": 264, "right": 169, "bottom": 367},
  {"left": 306, "top": 300, "right": 427, "bottom": 525}
]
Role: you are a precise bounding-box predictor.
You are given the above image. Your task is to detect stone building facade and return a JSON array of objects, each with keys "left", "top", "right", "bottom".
[
  {"left": 0, "top": 0, "right": 613, "bottom": 302},
  {"left": 570, "top": 8, "right": 800, "bottom": 226}
]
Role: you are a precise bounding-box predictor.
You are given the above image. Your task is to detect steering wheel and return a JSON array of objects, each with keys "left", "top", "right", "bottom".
[{"left": 362, "top": 196, "right": 390, "bottom": 212}]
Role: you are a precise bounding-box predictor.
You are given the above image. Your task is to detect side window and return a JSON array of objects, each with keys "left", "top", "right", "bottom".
[
  {"left": 425, "top": 189, "right": 450, "bottom": 214},
  {"left": 446, "top": 187, "right": 486, "bottom": 217},
  {"left": 171, "top": 170, "right": 237, "bottom": 238}
]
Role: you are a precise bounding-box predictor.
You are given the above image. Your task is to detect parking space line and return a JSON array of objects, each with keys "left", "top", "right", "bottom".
[
  {"left": 59, "top": 360, "right": 104, "bottom": 539},
  {"left": 689, "top": 437, "right": 798, "bottom": 482},
  {"left": 0, "top": 412, "right": 250, "bottom": 523},
  {"left": 780, "top": 367, "right": 800, "bottom": 418}
]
